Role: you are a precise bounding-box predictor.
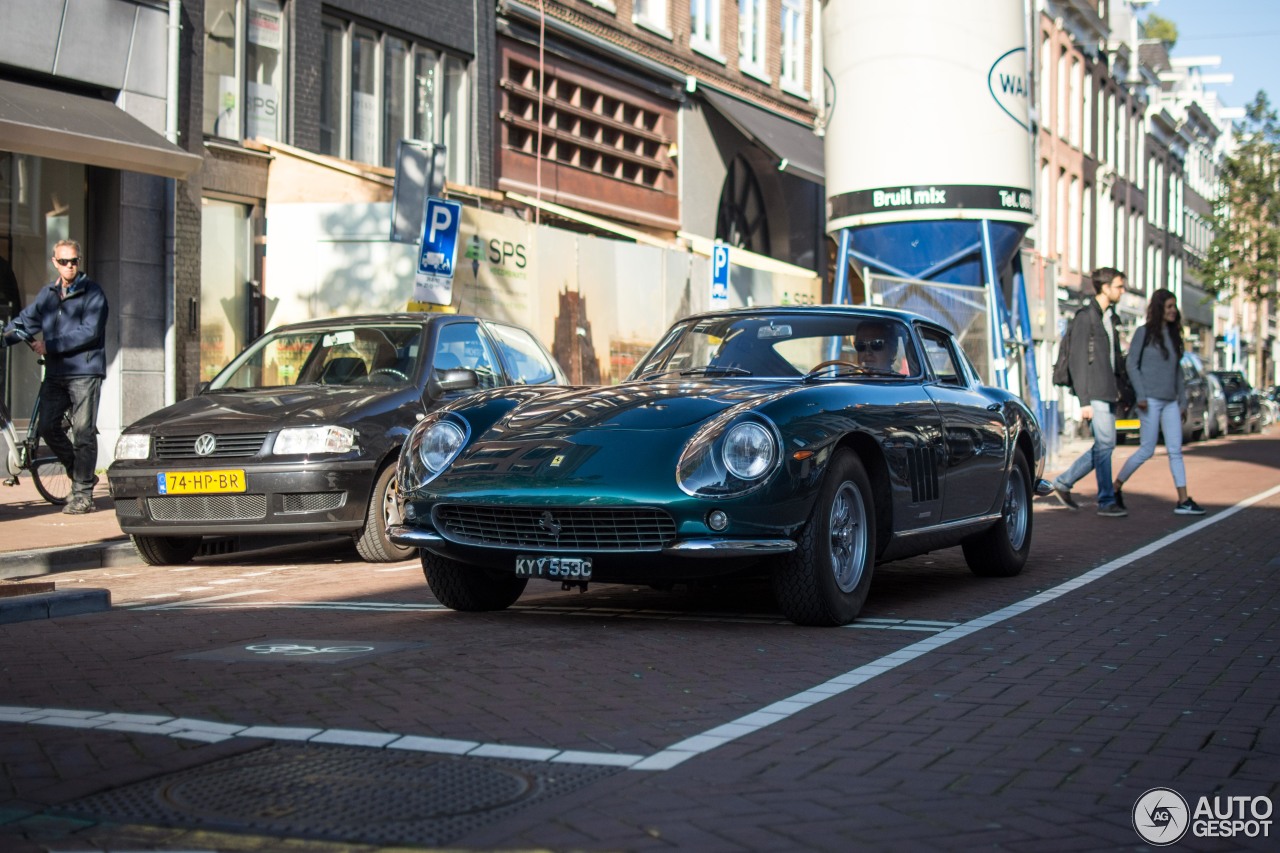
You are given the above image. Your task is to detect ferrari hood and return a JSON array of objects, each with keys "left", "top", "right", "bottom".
[{"left": 490, "top": 379, "right": 793, "bottom": 438}]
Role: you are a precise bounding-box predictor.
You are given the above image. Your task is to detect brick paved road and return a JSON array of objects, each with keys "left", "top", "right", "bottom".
[{"left": 1, "top": 432, "right": 1278, "bottom": 851}]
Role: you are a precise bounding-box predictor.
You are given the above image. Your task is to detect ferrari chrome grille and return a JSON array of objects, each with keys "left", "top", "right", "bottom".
[
  {"left": 434, "top": 505, "right": 676, "bottom": 550},
  {"left": 155, "top": 433, "right": 269, "bottom": 460}
]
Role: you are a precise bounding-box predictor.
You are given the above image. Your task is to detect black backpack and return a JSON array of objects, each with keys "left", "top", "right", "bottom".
[{"left": 1052, "top": 314, "right": 1074, "bottom": 387}]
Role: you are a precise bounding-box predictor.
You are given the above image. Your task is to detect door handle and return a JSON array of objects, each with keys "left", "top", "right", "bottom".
[{"left": 986, "top": 403, "right": 1002, "bottom": 412}]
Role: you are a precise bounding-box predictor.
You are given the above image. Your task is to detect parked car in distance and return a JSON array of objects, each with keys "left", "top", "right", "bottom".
[
  {"left": 1260, "top": 384, "right": 1279, "bottom": 427},
  {"left": 1204, "top": 372, "right": 1229, "bottom": 439},
  {"left": 391, "top": 305, "right": 1050, "bottom": 627},
  {"left": 1211, "top": 370, "right": 1263, "bottom": 434},
  {"left": 108, "top": 313, "right": 565, "bottom": 566}
]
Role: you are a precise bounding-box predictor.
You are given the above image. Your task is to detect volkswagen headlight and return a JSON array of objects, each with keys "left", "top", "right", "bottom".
[
  {"left": 114, "top": 433, "right": 151, "bottom": 460},
  {"left": 400, "top": 415, "right": 469, "bottom": 492},
  {"left": 272, "top": 426, "right": 356, "bottom": 455}
]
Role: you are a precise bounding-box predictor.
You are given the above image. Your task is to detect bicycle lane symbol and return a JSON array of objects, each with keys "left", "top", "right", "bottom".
[{"left": 245, "top": 643, "right": 376, "bottom": 656}]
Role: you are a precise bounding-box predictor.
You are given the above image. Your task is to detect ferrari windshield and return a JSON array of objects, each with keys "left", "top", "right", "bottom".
[
  {"left": 209, "top": 324, "right": 426, "bottom": 390},
  {"left": 631, "top": 313, "right": 922, "bottom": 380}
]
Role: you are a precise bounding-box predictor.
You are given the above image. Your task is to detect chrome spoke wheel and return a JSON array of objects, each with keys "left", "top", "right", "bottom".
[
  {"left": 1003, "top": 466, "right": 1029, "bottom": 551},
  {"left": 829, "top": 481, "right": 868, "bottom": 593}
]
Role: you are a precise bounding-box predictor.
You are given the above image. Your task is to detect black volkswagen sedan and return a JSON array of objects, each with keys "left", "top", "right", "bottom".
[{"left": 108, "top": 313, "right": 564, "bottom": 565}]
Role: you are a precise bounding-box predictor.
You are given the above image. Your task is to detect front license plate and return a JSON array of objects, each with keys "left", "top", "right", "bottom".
[
  {"left": 1116, "top": 419, "right": 1140, "bottom": 430},
  {"left": 515, "top": 555, "right": 593, "bottom": 580},
  {"left": 157, "top": 470, "right": 247, "bottom": 495}
]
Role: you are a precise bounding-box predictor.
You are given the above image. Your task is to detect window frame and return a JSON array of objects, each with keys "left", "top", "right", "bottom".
[
  {"left": 738, "top": 0, "right": 768, "bottom": 80},
  {"left": 690, "top": 0, "right": 724, "bottom": 61},
  {"left": 203, "top": 0, "right": 289, "bottom": 143},
  {"left": 779, "top": 0, "right": 806, "bottom": 95},
  {"left": 319, "top": 15, "right": 470, "bottom": 181},
  {"left": 633, "top": 0, "right": 671, "bottom": 37}
]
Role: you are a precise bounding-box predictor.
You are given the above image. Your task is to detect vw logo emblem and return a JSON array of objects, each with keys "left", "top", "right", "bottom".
[
  {"left": 538, "top": 510, "right": 562, "bottom": 540},
  {"left": 193, "top": 433, "right": 218, "bottom": 456}
]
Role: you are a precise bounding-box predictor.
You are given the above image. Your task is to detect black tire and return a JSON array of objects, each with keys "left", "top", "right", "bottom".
[
  {"left": 771, "top": 449, "right": 875, "bottom": 627},
  {"left": 1188, "top": 406, "right": 1207, "bottom": 442},
  {"left": 355, "top": 463, "right": 414, "bottom": 562},
  {"left": 30, "top": 453, "right": 71, "bottom": 505},
  {"left": 422, "top": 550, "right": 527, "bottom": 611},
  {"left": 962, "top": 450, "right": 1032, "bottom": 578},
  {"left": 131, "top": 534, "right": 201, "bottom": 566}
]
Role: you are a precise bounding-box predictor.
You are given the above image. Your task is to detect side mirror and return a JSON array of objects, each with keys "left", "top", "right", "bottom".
[{"left": 428, "top": 367, "right": 478, "bottom": 400}]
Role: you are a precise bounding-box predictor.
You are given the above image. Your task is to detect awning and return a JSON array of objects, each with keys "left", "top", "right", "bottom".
[
  {"left": 701, "top": 89, "right": 824, "bottom": 185},
  {"left": 0, "top": 79, "right": 201, "bottom": 180}
]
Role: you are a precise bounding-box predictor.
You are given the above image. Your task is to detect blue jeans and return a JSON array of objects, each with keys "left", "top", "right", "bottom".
[
  {"left": 1055, "top": 399, "right": 1117, "bottom": 506},
  {"left": 1117, "top": 398, "right": 1186, "bottom": 488},
  {"left": 39, "top": 375, "right": 102, "bottom": 499}
]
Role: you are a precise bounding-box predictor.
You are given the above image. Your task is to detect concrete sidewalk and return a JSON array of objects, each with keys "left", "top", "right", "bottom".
[{"left": 0, "top": 475, "right": 135, "bottom": 580}]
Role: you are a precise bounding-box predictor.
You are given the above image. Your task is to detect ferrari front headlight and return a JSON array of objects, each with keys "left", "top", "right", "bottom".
[
  {"left": 677, "top": 414, "right": 780, "bottom": 498},
  {"left": 399, "top": 414, "right": 469, "bottom": 493},
  {"left": 722, "top": 422, "right": 775, "bottom": 480}
]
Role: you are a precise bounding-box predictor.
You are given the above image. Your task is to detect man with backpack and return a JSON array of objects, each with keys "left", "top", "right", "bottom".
[{"left": 1049, "top": 266, "right": 1129, "bottom": 517}]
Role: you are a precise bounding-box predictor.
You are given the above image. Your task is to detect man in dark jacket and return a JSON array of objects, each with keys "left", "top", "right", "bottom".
[
  {"left": 1, "top": 240, "right": 108, "bottom": 514},
  {"left": 1049, "top": 266, "right": 1127, "bottom": 517}
]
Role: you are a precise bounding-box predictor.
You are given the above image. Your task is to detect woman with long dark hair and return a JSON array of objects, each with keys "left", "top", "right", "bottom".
[{"left": 1113, "top": 288, "right": 1204, "bottom": 515}]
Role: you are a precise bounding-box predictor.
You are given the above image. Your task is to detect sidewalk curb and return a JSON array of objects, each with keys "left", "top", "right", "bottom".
[
  {"left": 0, "top": 540, "right": 138, "bottom": 581},
  {"left": 0, "top": 587, "right": 112, "bottom": 624}
]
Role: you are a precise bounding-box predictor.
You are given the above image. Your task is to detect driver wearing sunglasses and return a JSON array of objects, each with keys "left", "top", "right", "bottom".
[{"left": 853, "top": 321, "right": 897, "bottom": 371}]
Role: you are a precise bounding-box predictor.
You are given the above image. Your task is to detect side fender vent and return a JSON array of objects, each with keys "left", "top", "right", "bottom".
[{"left": 906, "top": 446, "right": 939, "bottom": 503}]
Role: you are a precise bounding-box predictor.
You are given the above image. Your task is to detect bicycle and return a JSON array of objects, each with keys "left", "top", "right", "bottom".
[{"left": 1, "top": 384, "right": 72, "bottom": 506}]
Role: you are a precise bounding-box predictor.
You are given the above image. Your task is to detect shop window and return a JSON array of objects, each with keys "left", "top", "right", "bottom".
[
  {"left": 203, "top": 0, "right": 287, "bottom": 142},
  {"left": 716, "top": 154, "right": 770, "bottom": 256},
  {"left": 319, "top": 15, "right": 470, "bottom": 181}
]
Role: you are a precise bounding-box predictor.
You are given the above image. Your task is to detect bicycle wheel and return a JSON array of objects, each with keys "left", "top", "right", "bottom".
[{"left": 31, "top": 454, "right": 72, "bottom": 505}]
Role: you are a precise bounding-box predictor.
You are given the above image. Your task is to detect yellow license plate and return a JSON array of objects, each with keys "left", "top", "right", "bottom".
[
  {"left": 158, "top": 470, "right": 246, "bottom": 494},
  {"left": 1116, "top": 419, "right": 1140, "bottom": 430}
]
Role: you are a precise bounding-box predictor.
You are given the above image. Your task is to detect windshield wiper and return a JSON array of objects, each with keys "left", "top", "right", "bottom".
[
  {"left": 637, "top": 365, "right": 752, "bottom": 380},
  {"left": 678, "top": 366, "right": 752, "bottom": 377}
]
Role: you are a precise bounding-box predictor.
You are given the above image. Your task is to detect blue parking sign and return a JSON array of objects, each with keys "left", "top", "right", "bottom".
[
  {"left": 710, "top": 242, "right": 730, "bottom": 307},
  {"left": 414, "top": 197, "right": 462, "bottom": 305}
]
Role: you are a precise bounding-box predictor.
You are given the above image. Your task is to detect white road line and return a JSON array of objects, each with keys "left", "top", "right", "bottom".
[
  {"left": 630, "top": 482, "right": 1280, "bottom": 770},
  {"left": 10, "top": 484, "right": 1277, "bottom": 772}
]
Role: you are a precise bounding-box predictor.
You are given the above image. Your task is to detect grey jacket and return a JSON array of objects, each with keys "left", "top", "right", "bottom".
[{"left": 1125, "top": 325, "right": 1184, "bottom": 405}]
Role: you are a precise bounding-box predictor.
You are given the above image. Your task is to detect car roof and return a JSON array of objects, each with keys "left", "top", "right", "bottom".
[
  {"left": 678, "top": 304, "right": 944, "bottom": 330},
  {"left": 263, "top": 313, "right": 485, "bottom": 334}
]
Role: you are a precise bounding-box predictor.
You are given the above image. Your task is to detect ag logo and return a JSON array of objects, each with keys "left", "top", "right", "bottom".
[{"left": 1133, "top": 787, "right": 1190, "bottom": 845}]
